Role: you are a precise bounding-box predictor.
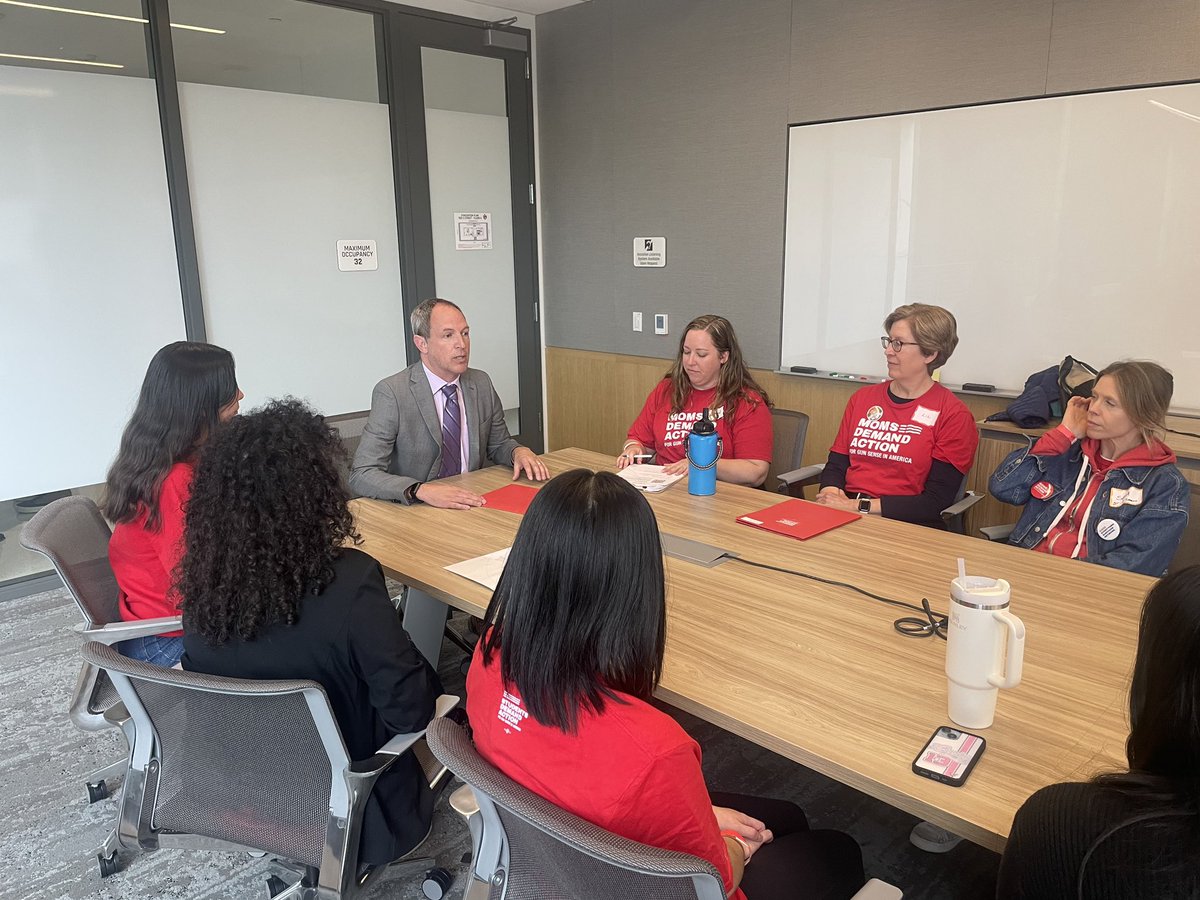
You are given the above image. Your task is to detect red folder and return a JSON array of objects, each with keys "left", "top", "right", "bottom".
[
  {"left": 481, "top": 484, "right": 539, "bottom": 515},
  {"left": 735, "top": 498, "right": 859, "bottom": 541}
]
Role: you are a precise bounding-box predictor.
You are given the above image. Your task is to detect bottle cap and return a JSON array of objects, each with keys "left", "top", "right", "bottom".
[{"left": 691, "top": 408, "right": 716, "bottom": 435}]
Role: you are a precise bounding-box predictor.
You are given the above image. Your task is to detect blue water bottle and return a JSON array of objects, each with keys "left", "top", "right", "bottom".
[{"left": 686, "top": 409, "right": 722, "bottom": 496}]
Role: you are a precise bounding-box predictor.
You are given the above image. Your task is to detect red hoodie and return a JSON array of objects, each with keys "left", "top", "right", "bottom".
[{"left": 1030, "top": 424, "right": 1178, "bottom": 561}]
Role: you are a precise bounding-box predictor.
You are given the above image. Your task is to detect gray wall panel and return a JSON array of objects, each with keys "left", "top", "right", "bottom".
[
  {"left": 537, "top": 2, "right": 617, "bottom": 354},
  {"left": 1047, "top": 0, "right": 1200, "bottom": 93},
  {"left": 789, "top": 0, "right": 1053, "bottom": 123},
  {"left": 536, "top": 0, "right": 1200, "bottom": 367}
]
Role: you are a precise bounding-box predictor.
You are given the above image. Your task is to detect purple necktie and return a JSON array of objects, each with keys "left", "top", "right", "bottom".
[{"left": 437, "top": 383, "right": 462, "bottom": 479}]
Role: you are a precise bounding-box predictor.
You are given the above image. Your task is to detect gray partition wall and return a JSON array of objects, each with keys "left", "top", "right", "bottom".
[{"left": 536, "top": 0, "right": 1200, "bottom": 369}]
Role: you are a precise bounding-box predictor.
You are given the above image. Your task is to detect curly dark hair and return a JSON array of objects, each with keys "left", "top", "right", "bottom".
[{"left": 178, "top": 398, "right": 360, "bottom": 644}]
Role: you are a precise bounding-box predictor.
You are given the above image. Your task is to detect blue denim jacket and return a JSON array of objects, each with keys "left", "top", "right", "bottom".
[{"left": 989, "top": 438, "right": 1190, "bottom": 577}]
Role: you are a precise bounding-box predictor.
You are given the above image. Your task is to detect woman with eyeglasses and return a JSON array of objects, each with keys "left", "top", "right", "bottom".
[
  {"left": 997, "top": 565, "right": 1200, "bottom": 899},
  {"left": 814, "top": 303, "right": 979, "bottom": 529},
  {"left": 467, "top": 469, "right": 866, "bottom": 900},
  {"left": 988, "top": 360, "right": 1188, "bottom": 577}
]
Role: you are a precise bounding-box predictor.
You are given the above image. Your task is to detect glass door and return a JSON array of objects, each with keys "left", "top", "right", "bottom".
[{"left": 392, "top": 16, "right": 542, "bottom": 451}]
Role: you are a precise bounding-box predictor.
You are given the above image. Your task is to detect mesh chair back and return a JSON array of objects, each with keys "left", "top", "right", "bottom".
[
  {"left": 426, "top": 718, "right": 724, "bottom": 900},
  {"left": 82, "top": 641, "right": 345, "bottom": 869},
  {"left": 20, "top": 496, "right": 120, "bottom": 627},
  {"left": 767, "top": 409, "right": 810, "bottom": 490}
]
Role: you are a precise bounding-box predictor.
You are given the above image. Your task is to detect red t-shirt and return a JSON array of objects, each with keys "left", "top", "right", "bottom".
[
  {"left": 108, "top": 461, "right": 192, "bottom": 632},
  {"left": 627, "top": 379, "right": 772, "bottom": 466},
  {"left": 466, "top": 644, "right": 741, "bottom": 899},
  {"left": 830, "top": 382, "right": 978, "bottom": 498}
]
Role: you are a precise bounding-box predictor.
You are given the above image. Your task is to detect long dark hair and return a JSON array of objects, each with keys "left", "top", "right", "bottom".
[
  {"left": 666, "top": 314, "right": 771, "bottom": 417},
  {"left": 103, "top": 341, "right": 237, "bottom": 528},
  {"left": 1084, "top": 566, "right": 1200, "bottom": 890},
  {"left": 178, "top": 398, "right": 359, "bottom": 644},
  {"left": 479, "top": 469, "right": 666, "bottom": 733}
]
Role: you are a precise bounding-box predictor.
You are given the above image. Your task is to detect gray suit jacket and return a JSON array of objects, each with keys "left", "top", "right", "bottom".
[{"left": 349, "top": 363, "right": 522, "bottom": 503}]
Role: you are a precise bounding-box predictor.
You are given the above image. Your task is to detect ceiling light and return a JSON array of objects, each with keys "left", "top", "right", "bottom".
[
  {"left": 0, "top": 1, "right": 224, "bottom": 34},
  {"left": 0, "top": 51, "right": 123, "bottom": 68}
]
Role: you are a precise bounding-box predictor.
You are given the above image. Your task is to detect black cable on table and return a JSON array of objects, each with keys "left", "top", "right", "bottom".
[{"left": 724, "top": 555, "right": 948, "bottom": 639}]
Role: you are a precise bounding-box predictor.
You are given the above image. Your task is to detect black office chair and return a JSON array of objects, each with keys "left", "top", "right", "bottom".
[
  {"left": 82, "top": 639, "right": 458, "bottom": 894},
  {"left": 766, "top": 408, "right": 810, "bottom": 493}
]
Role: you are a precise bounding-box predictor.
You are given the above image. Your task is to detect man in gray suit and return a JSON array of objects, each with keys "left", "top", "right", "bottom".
[{"left": 350, "top": 298, "right": 548, "bottom": 509}]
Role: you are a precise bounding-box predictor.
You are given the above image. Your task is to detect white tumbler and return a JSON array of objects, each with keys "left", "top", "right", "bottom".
[{"left": 945, "top": 575, "right": 1025, "bottom": 729}]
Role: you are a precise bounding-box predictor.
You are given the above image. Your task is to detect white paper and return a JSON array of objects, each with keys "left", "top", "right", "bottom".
[
  {"left": 617, "top": 464, "right": 684, "bottom": 493},
  {"left": 445, "top": 547, "right": 511, "bottom": 590}
]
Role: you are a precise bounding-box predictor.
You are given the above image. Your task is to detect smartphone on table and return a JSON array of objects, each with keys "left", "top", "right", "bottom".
[{"left": 912, "top": 725, "right": 986, "bottom": 787}]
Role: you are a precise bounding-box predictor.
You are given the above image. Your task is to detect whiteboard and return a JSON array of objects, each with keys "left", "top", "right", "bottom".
[{"left": 781, "top": 82, "right": 1200, "bottom": 412}]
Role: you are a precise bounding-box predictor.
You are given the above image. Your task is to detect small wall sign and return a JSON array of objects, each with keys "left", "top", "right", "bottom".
[
  {"left": 634, "top": 236, "right": 666, "bottom": 267},
  {"left": 455, "top": 212, "right": 493, "bottom": 250},
  {"left": 337, "top": 240, "right": 378, "bottom": 271}
]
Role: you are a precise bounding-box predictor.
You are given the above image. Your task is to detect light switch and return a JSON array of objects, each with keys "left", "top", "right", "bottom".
[
  {"left": 632, "top": 311, "right": 643, "bottom": 332},
  {"left": 654, "top": 314, "right": 668, "bottom": 335}
]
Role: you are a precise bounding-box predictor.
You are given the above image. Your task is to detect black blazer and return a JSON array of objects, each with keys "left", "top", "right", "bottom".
[{"left": 182, "top": 548, "right": 443, "bottom": 866}]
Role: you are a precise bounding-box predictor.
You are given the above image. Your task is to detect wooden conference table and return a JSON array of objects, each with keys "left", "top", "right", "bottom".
[{"left": 350, "top": 448, "right": 1152, "bottom": 853}]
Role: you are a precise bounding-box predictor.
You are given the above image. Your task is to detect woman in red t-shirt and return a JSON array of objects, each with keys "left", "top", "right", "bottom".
[
  {"left": 467, "top": 469, "right": 865, "bottom": 900},
  {"left": 816, "top": 303, "right": 978, "bottom": 529},
  {"left": 103, "top": 341, "right": 241, "bottom": 667},
  {"left": 619, "top": 315, "right": 774, "bottom": 486}
]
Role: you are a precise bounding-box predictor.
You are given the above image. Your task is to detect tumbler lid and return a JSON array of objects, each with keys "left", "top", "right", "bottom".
[{"left": 691, "top": 408, "right": 716, "bottom": 435}]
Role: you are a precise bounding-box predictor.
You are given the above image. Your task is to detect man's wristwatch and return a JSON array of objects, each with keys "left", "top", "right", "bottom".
[
  {"left": 404, "top": 482, "right": 423, "bottom": 504},
  {"left": 857, "top": 496, "right": 872, "bottom": 515}
]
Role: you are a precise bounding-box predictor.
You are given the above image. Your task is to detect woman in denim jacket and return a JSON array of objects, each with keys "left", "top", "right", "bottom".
[{"left": 989, "top": 361, "right": 1189, "bottom": 577}]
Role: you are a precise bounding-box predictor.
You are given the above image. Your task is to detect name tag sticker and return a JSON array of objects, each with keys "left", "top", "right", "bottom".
[
  {"left": 1108, "top": 488, "right": 1128, "bottom": 508},
  {"left": 1124, "top": 487, "right": 1143, "bottom": 506},
  {"left": 1096, "top": 518, "right": 1121, "bottom": 541},
  {"left": 912, "top": 405, "right": 940, "bottom": 426}
]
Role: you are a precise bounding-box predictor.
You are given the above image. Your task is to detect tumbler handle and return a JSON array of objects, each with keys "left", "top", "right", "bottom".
[{"left": 987, "top": 609, "right": 1025, "bottom": 689}]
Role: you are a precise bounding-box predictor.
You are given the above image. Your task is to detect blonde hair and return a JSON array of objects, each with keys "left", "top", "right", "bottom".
[
  {"left": 1097, "top": 360, "right": 1173, "bottom": 447},
  {"left": 884, "top": 304, "right": 959, "bottom": 375}
]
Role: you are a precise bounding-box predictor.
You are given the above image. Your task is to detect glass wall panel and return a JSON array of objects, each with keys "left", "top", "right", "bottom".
[
  {"left": 171, "top": 0, "right": 405, "bottom": 416},
  {"left": 422, "top": 47, "right": 521, "bottom": 435},
  {"left": 0, "top": 1, "right": 185, "bottom": 590}
]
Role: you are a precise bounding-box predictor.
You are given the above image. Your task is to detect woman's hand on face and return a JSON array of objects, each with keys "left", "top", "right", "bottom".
[{"left": 1062, "top": 395, "right": 1090, "bottom": 440}]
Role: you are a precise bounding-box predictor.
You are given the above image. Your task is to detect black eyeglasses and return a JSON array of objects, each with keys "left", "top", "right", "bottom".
[{"left": 880, "top": 336, "right": 921, "bottom": 352}]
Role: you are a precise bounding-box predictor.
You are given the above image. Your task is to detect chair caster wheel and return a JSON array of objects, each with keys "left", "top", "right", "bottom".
[
  {"left": 422, "top": 866, "right": 453, "bottom": 899},
  {"left": 87, "top": 780, "right": 110, "bottom": 803},
  {"left": 97, "top": 850, "right": 119, "bottom": 878}
]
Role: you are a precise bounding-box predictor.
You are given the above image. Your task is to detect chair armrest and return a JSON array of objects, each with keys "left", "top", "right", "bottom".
[
  {"left": 941, "top": 491, "right": 984, "bottom": 519},
  {"left": 776, "top": 463, "right": 826, "bottom": 493},
  {"left": 351, "top": 694, "right": 461, "bottom": 775},
  {"left": 77, "top": 616, "right": 184, "bottom": 645},
  {"left": 102, "top": 701, "right": 130, "bottom": 728},
  {"left": 980, "top": 523, "right": 1016, "bottom": 542},
  {"left": 850, "top": 879, "right": 903, "bottom": 900}
]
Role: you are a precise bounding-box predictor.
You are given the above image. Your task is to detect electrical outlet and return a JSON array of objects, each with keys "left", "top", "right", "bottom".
[
  {"left": 632, "top": 311, "right": 643, "bottom": 332},
  {"left": 654, "top": 313, "right": 668, "bottom": 335}
]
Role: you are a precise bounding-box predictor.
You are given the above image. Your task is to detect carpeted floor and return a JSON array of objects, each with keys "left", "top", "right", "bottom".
[{"left": 0, "top": 587, "right": 998, "bottom": 900}]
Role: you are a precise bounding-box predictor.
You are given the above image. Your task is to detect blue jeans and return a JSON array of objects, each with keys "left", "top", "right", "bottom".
[{"left": 118, "top": 634, "right": 184, "bottom": 667}]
